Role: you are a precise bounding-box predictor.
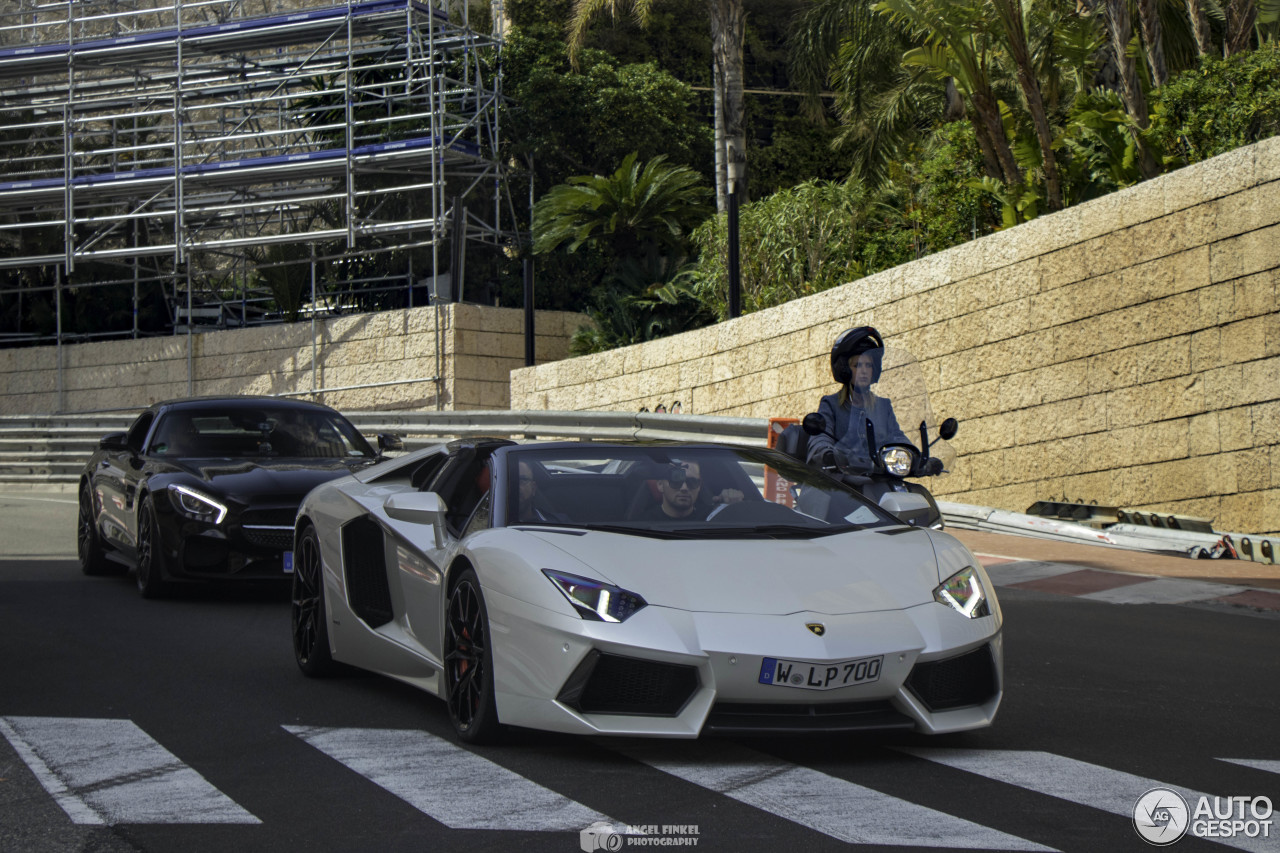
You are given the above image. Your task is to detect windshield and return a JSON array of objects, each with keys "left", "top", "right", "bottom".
[
  {"left": 505, "top": 445, "right": 898, "bottom": 538},
  {"left": 866, "top": 346, "right": 956, "bottom": 476},
  {"left": 148, "top": 406, "right": 376, "bottom": 459}
]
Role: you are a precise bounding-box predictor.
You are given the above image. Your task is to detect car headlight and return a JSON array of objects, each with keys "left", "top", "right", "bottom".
[
  {"left": 543, "top": 570, "right": 647, "bottom": 623},
  {"left": 879, "top": 445, "right": 915, "bottom": 478},
  {"left": 167, "top": 484, "right": 227, "bottom": 525},
  {"left": 933, "top": 566, "right": 990, "bottom": 618}
]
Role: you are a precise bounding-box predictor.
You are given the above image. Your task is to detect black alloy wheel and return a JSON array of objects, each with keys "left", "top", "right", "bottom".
[
  {"left": 444, "top": 568, "right": 501, "bottom": 743},
  {"left": 292, "top": 525, "right": 338, "bottom": 677},
  {"left": 77, "top": 482, "right": 118, "bottom": 576},
  {"left": 135, "top": 496, "right": 169, "bottom": 599}
]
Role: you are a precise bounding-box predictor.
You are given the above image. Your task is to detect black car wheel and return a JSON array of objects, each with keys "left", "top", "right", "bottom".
[
  {"left": 77, "top": 483, "right": 119, "bottom": 576},
  {"left": 445, "top": 568, "right": 501, "bottom": 743},
  {"left": 292, "top": 525, "right": 339, "bottom": 677},
  {"left": 135, "top": 496, "right": 169, "bottom": 599}
]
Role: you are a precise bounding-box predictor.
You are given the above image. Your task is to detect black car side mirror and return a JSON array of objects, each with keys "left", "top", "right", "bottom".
[
  {"left": 99, "top": 432, "right": 129, "bottom": 452},
  {"left": 378, "top": 433, "right": 405, "bottom": 453}
]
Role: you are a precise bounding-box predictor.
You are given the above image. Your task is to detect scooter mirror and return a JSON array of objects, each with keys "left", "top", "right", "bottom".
[
  {"left": 801, "top": 413, "right": 828, "bottom": 437},
  {"left": 939, "top": 417, "right": 959, "bottom": 441}
]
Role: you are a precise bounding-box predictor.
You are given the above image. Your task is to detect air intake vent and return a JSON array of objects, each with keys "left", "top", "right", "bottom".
[
  {"left": 342, "top": 517, "right": 391, "bottom": 628},
  {"left": 906, "top": 644, "right": 998, "bottom": 711},
  {"left": 558, "top": 651, "right": 698, "bottom": 717}
]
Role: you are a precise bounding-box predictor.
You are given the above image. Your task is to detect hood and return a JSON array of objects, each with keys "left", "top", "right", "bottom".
[
  {"left": 526, "top": 527, "right": 939, "bottom": 615},
  {"left": 173, "top": 458, "right": 367, "bottom": 504}
]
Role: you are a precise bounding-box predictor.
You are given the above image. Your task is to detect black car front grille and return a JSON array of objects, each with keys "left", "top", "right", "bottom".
[
  {"left": 557, "top": 651, "right": 699, "bottom": 717},
  {"left": 703, "top": 700, "right": 914, "bottom": 735},
  {"left": 243, "top": 526, "right": 294, "bottom": 550},
  {"left": 906, "top": 644, "right": 998, "bottom": 712}
]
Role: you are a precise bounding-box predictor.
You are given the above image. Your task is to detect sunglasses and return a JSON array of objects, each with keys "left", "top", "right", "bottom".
[{"left": 665, "top": 475, "right": 700, "bottom": 490}]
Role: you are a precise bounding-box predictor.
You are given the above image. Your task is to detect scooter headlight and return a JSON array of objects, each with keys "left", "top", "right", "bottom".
[{"left": 879, "top": 446, "right": 915, "bottom": 478}]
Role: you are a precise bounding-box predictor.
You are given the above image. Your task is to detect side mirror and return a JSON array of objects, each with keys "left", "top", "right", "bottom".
[
  {"left": 99, "top": 432, "right": 129, "bottom": 452},
  {"left": 377, "top": 433, "right": 405, "bottom": 453},
  {"left": 384, "top": 492, "right": 448, "bottom": 549},
  {"left": 801, "top": 413, "right": 828, "bottom": 437},
  {"left": 938, "top": 418, "right": 959, "bottom": 441}
]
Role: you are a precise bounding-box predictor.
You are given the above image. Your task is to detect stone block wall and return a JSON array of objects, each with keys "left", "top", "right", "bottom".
[
  {"left": 0, "top": 304, "right": 584, "bottom": 414},
  {"left": 513, "top": 137, "right": 1280, "bottom": 535}
]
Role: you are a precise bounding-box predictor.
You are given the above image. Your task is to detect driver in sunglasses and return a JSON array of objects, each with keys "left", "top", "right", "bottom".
[{"left": 641, "top": 460, "right": 743, "bottom": 521}]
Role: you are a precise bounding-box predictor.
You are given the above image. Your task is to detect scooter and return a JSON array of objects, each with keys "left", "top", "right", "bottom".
[{"left": 777, "top": 413, "right": 958, "bottom": 529}]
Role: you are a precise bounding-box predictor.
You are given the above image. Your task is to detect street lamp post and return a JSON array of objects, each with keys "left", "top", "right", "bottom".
[{"left": 726, "top": 151, "right": 743, "bottom": 319}]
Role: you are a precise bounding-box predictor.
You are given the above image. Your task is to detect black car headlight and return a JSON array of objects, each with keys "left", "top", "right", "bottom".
[
  {"left": 543, "top": 570, "right": 647, "bottom": 623},
  {"left": 167, "top": 484, "right": 227, "bottom": 525},
  {"left": 879, "top": 445, "right": 916, "bottom": 478},
  {"left": 933, "top": 567, "right": 990, "bottom": 619}
]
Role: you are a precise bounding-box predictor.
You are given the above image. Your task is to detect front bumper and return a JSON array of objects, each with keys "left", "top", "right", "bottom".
[{"left": 487, "top": 589, "right": 1003, "bottom": 737}]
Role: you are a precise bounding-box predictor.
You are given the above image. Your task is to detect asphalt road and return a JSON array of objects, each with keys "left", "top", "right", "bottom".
[{"left": 1, "top": 494, "right": 1278, "bottom": 853}]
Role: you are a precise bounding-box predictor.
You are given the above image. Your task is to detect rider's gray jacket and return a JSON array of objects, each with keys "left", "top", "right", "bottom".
[{"left": 806, "top": 391, "right": 912, "bottom": 469}]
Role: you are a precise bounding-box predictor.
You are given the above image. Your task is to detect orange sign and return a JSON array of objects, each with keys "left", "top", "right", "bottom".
[{"left": 765, "top": 418, "right": 800, "bottom": 508}]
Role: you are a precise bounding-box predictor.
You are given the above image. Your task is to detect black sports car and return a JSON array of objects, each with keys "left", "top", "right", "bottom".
[{"left": 77, "top": 396, "right": 399, "bottom": 597}]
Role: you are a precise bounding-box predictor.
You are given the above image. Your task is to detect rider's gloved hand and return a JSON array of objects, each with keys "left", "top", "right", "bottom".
[
  {"left": 820, "top": 450, "right": 838, "bottom": 472},
  {"left": 916, "top": 456, "right": 944, "bottom": 476}
]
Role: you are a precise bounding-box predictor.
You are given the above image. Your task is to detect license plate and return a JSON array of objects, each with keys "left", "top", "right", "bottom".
[
  {"left": 283, "top": 551, "right": 294, "bottom": 574},
  {"left": 758, "top": 655, "right": 883, "bottom": 690}
]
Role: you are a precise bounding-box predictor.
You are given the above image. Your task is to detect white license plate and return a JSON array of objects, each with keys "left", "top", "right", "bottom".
[
  {"left": 758, "top": 655, "right": 883, "bottom": 690},
  {"left": 283, "top": 551, "right": 294, "bottom": 574}
]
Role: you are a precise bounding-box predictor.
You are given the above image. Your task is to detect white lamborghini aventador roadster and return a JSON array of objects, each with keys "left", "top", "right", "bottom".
[{"left": 290, "top": 439, "right": 1002, "bottom": 743}]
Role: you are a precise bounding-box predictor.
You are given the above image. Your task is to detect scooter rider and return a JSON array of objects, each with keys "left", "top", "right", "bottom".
[{"left": 806, "top": 326, "right": 912, "bottom": 471}]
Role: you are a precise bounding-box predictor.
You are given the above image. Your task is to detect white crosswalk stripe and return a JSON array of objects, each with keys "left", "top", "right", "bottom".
[
  {"left": 619, "top": 741, "right": 1055, "bottom": 850},
  {"left": 899, "top": 748, "right": 1275, "bottom": 853},
  {"left": 0, "top": 716, "right": 259, "bottom": 825},
  {"left": 284, "top": 725, "right": 614, "bottom": 831}
]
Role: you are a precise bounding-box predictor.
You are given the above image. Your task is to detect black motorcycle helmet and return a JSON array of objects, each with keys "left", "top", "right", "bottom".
[{"left": 830, "top": 326, "right": 885, "bottom": 385}]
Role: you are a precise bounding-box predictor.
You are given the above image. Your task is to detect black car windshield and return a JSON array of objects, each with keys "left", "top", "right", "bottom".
[
  {"left": 505, "top": 445, "right": 896, "bottom": 538},
  {"left": 149, "top": 406, "right": 375, "bottom": 459}
]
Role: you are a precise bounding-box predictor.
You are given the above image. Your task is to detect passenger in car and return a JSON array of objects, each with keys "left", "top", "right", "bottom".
[{"left": 516, "top": 461, "right": 569, "bottom": 523}]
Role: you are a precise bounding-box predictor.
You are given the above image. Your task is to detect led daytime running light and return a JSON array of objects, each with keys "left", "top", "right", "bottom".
[
  {"left": 542, "top": 569, "right": 647, "bottom": 623},
  {"left": 934, "top": 567, "right": 989, "bottom": 619},
  {"left": 167, "top": 484, "right": 228, "bottom": 524}
]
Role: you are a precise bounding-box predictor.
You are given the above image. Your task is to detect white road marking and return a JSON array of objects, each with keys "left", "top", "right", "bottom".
[
  {"left": 1220, "top": 758, "right": 1280, "bottom": 775},
  {"left": 982, "top": 561, "right": 1081, "bottom": 586},
  {"left": 0, "top": 716, "right": 259, "bottom": 825},
  {"left": 1082, "top": 578, "right": 1247, "bottom": 605},
  {"left": 900, "top": 748, "right": 1273, "bottom": 853},
  {"left": 285, "top": 725, "right": 613, "bottom": 831},
  {"left": 621, "top": 741, "right": 1055, "bottom": 850}
]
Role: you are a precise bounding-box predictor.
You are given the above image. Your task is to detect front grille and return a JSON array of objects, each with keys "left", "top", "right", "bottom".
[
  {"left": 906, "top": 645, "right": 998, "bottom": 712},
  {"left": 703, "top": 700, "right": 914, "bottom": 735},
  {"left": 242, "top": 526, "right": 294, "bottom": 550},
  {"left": 558, "top": 651, "right": 699, "bottom": 717}
]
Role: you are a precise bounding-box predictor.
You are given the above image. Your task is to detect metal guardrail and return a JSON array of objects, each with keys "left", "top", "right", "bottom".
[{"left": 3, "top": 410, "right": 1276, "bottom": 564}]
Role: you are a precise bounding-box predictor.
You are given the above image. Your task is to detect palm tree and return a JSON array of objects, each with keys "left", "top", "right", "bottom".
[
  {"left": 531, "top": 152, "right": 712, "bottom": 259},
  {"left": 1102, "top": 0, "right": 1161, "bottom": 177},
  {"left": 567, "top": 0, "right": 746, "bottom": 212}
]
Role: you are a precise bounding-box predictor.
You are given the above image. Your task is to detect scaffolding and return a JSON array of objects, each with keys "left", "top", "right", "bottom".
[{"left": 0, "top": 0, "right": 519, "bottom": 343}]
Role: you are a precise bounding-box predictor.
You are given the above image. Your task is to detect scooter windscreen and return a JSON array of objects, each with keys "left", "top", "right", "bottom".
[{"left": 867, "top": 346, "right": 957, "bottom": 478}]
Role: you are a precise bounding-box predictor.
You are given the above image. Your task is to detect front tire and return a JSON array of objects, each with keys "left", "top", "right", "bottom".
[
  {"left": 77, "top": 482, "right": 118, "bottom": 576},
  {"left": 444, "top": 568, "right": 501, "bottom": 744},
  {"left": 135, "top": 496, "right": 169, "bottom": 599},
  {"left": 292, "top": 525, "right": 339, "bottom": 677}
]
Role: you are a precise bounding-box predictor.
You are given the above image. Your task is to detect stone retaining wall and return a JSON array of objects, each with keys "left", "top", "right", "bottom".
[
  {"left": 513, "top": 137, "right": 1280, "bottom": 535},
  {"left": 0, "top": 303, "right": 584, "bottom": 414}
]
